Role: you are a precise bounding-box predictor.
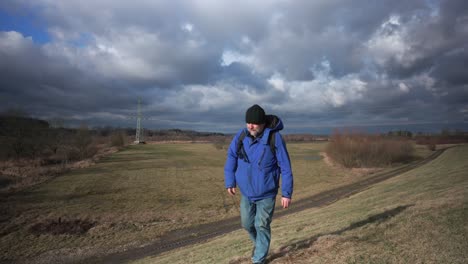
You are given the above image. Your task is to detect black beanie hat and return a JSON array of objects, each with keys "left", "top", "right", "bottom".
[{"left": 245, "top": 104, "right": 266, "bottom": 124}]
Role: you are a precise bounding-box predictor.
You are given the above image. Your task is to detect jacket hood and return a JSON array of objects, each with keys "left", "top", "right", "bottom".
[
  {"left": 240, "top": 114, "right": 283, "bottom": 143},
  {"left": 265, "top": 114, "right": 283, "bottom": 132}
]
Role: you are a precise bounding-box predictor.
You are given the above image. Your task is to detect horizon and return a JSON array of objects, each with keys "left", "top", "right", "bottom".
[{"left": 3, "top": 113, "right": 467, "bottom": 136}]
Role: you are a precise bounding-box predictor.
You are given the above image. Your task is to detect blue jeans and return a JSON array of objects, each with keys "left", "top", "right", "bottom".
[{"left": 240, "top": 195, "right": 276, "bottom": 264}]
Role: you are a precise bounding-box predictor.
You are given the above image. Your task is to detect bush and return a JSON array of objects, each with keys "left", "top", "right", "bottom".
[
  {"left": 0, "top": 116, "right": 50, "bottom": 159},
  {"left": 110, "top": 131, "right": 126, "bottom": 147},
  {"left": 74, "top": 125, "right": 93, "bottom": 160},
  {"left": 427, "top": 143, "right": 436, "bottom": 151},
  {"left": 325, "top": 130, "right": 415, "bottom": 168}
]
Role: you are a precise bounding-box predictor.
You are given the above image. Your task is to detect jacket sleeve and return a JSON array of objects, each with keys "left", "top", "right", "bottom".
[
  {"left": 224, "top": 131, "right": 241, "bottom": 188},
  {"left": 275, "top": 133, "right": 294, "bottom": 198}
]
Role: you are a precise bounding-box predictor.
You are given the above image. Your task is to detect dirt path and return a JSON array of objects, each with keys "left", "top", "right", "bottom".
[{"left": 89, "top": 148, "right": 446, "bottom": 264}]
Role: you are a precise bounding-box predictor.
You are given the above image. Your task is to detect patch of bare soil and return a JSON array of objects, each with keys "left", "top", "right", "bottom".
[{"left": 29, "top": 217, "right": 96, "bottom": 236}]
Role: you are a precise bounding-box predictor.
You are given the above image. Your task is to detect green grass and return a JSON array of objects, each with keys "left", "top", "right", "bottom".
[{"left": 135, "top": 145, "right": 468, "bottom": 264}]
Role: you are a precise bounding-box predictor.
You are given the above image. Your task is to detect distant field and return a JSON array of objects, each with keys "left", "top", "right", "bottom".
[{"left": 138, "top": 145, "right": 468, "bottom": 264}]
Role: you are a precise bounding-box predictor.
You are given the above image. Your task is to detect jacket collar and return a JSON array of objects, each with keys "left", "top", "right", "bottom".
[{"left": 245, "top": 128, "right": 271, "bottom": 145}]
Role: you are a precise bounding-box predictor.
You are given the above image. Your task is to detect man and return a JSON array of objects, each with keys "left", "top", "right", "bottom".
[{"left": 224, "top": 104, "right": 294, "bottom": 264}]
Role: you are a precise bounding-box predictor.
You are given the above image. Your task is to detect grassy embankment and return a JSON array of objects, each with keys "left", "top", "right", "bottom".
[
  {"left": 1, "top": 141, "right": 394, "bottom": 262},
  {"left": 135, "top": 145, "right": 468, "bottom": 264}
]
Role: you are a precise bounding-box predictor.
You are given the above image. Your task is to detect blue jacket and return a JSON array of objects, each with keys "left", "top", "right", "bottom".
[{"left": 224, "top": 118, "right": 293, "bottom": 201}]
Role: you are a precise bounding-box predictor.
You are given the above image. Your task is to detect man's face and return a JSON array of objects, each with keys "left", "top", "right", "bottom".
[{"left": 246, "top": 123, "right": 265, "bottom": 137}]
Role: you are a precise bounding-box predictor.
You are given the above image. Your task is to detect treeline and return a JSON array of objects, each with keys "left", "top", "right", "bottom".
[
  {"left": 0, "top": 115, "right": 230, "bottom": 162},
  {"left": 145, "top": 128, "right": 226, "bottom": 142},
  {"left": 0, "top": 115, "right": 125, "bottom": 162},
  {"left": 387, "top": 129, "right": 468, "bottom": 151},
  {"left": 387, "top": 129, "right": 468, "bottom": 143},
  {"left": 283, "top": 134, "right": 327, "bottom": 142},
  {"left": 2, "top": 115, "right": 467, "bottom": 163}
]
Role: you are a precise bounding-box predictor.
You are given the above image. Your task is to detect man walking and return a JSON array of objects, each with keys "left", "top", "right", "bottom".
[{"left": 224, "top": 104, "right": 294, "bottom": 264}]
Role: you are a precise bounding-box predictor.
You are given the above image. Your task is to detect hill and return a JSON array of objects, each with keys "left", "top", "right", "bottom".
[{"left": 138, "top": 145, "right": 468, "bottom": 264}]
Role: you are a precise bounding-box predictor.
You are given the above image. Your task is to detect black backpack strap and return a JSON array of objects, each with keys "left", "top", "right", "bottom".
[
  {"left": 268, "top": 131, "right": 277, "bottom": 157},
  {"left": 265, "top": 115, "right": 279, "bottom": 157},
  {"left": 236, "top": 130, "right": 248, "bottom": 162},
  {"left": 237, "top": 129, "right": 277, "bottom": 161}
]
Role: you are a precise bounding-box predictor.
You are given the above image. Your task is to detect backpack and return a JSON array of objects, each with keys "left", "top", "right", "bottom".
[{"left": 236, "top": 115, "right": 279, "bottom": 162}]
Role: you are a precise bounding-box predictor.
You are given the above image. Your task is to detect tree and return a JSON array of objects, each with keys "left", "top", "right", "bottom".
[{"left": 74, "top": 124, "right": 94, "bottom": 160}]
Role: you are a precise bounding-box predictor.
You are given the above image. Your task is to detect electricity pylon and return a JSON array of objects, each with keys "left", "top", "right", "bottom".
[{"left": 134, "top": 98, "right": 146, "bottom": 144}]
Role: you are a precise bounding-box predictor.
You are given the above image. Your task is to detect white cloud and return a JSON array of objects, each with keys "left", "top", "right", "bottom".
[
  {"left": 0, "top": 31, "right": 34, "bottom": 53},
  {"left": 323, "top": 76, "right": 367, "bottom": 107},
  {"left": 366, "top": 15, "right": 410, "bottom": 66},
  {"left": 182, "top": 23, "right": 194, "bottom": 33},
  {"left": 157, "top": 81, "right": 270, "bottom": 116},
  {"left": 399, "top": 82, "right": 410, "bottom": 93},
  {"left": 220, "top": 50, "right": 255, "bottom": 67},
  {"left": 241, "top": 35, "right": 251, "bottom": 45},
  {"left": 48, "top": 26, "right": 82, "bottom": 42},
  {"left": 268, "top": 73, "right": 286, "bottom": 92},
  {"left": 87, "top": 28, "right": 170, "bottom": 80},
  {"left": 266, "top": 61, "right": 368, "bottom": 111}
]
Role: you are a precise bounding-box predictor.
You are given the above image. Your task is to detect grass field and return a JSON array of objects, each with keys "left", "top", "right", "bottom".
[
  {"left": 135, "top": 145, "right": 468, "bottom": 264},
  {"left": 1, "top": 141, "right": 389, "bottom": 263},
  {"left": 0, "top": 141, "right": 448, "bottom": 263}
]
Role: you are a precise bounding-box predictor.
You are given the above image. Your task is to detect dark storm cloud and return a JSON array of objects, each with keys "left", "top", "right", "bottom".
[
  {"left": 0, "top": 31, "right": 138, "bottom": 120},
  {"left": 0, "top": 0, "right": 467, "bottom": 133},
  {"left": 431, "top": 49, "right": 468, "bottom": 87}
]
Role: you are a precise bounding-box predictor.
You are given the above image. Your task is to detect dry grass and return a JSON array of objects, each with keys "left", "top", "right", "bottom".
[
  {"left": 0, "top": 145, "right": 119, "bottom": 193},
  {"left": 286, "top": 142, "right": 388, "bottom": 201},
  {"left": 1, "top": 142, "right": 367, "bottom": 263},
  {"left": 137, "top": 145, "right": 468, "bottom": 264},
  {"left": 0, "top": 142, "right": 450, "bottom": 263}
]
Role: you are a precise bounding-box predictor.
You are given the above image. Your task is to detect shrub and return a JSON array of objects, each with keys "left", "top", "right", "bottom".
[
  {"left": 110, "top": 131, "right": 126, "bottom": 147},
  {"left": 325, "top": 130, "right": 415, "bottom": 168},
  {"left": 0, "top": 116, "right": 49, "bottom": 159},
  {"left": 74, "top": 125, "right": 93, "bottom": 160}
]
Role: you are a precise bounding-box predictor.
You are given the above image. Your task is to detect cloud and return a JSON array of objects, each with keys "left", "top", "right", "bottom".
[{"left": 1, "top": 0, "right": 467, "bottom": 133}]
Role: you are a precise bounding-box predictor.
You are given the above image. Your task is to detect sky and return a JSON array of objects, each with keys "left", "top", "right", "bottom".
[{"left": 0, "top": 0, "right": 467, "bottom": 134}]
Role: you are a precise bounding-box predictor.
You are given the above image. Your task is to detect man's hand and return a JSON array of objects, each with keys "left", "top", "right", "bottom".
[
  {"left": 227, "top": 187, "right": 236, "bottom": 196},
  {"left": 281, "top": 197, "right": 291, "bottom": 208}
]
